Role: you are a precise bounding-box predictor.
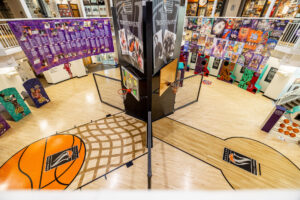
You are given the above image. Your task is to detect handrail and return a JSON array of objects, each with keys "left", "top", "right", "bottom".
[
  {"left": 185, "top": 16, "right": 300, "bottom": 21},
  {"left": 0, "top": 17, "right": 112, "bottom": 22},
  {"left": 0, "top": 23, "right": 19, "bottom": 49}
]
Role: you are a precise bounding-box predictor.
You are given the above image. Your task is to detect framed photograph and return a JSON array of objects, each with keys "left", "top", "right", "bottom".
[{"left": 264, "top": 67, "right": 278, "bottom": 83}]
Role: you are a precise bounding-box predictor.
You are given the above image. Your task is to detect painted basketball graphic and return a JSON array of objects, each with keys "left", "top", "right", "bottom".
[{"left": 0, "top": 135, "right": 85, "bottom": 190}]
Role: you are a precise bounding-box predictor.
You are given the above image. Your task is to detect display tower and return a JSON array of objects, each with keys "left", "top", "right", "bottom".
[
  {"left": 111, "top": 0, "right": 186, "bottom": 188},
  {"left": 112, "top": 0, "right": 185, "bottom": 121}
]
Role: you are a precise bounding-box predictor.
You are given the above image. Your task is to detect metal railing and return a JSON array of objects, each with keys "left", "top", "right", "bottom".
[
  {"left": 277, "top": 21, "right": 300, "bottom": 49},
  {"left": 0, "top": 23, "right": 19, "bottom": 49}
]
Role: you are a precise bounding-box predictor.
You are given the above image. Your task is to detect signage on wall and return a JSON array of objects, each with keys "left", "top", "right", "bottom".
[{"left": 8, "top": 18, "right": 114, "bottom": 74}]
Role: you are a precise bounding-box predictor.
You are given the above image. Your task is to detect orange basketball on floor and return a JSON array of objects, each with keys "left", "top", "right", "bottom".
[
  {"left": 290, "top": 133, "right": 296, "bottom": 138},
  {"left": 0, "top": 134, "right": 85, "bottom": 190},
  {"left": 292, "top": 123, "right": 299, "bottom": 127},
  {"left": 284, "top": 131, "right": 290, "bottom": 135},
  {"left": 280, "top": 123, "right": 285, "bottom": 128},
  {"left": 278, "top": 128, "right": 284, "bottom": 133},
  {"left": 283, "top": 119, "right": 290, "bottom": 124},
  {"left": 287, "top": 126, "right": 293, "bottom": 131},
  {"left": 293, "top": 129, "right": 299, "bottom": 134}
]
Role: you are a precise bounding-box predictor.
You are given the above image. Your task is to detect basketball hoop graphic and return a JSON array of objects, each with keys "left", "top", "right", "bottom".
[{"left": 118, "top": 88, "right": 131, "bottom": 100}]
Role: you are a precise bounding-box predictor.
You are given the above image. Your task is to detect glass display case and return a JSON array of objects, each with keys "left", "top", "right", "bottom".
[
  {"left": 273, "top": 0, "right": 299, "bottom": 18},
  {"left": 214, "top": 0, "right": 225, "bottom": 17},
  {"left": 187, "top": 0, "right": 199, "bottom": 16},
  {"left": 187, "top": 0, "right": 224, "bottom": 17},
  {"left": 242, "top": 0, "right": 268, "bottom": 17},
  {"left": 83, "top": 0, "right": 107, "bottom": 17},
  {"left": 57, "top": 4, "right": 72, "bottom": 17}
]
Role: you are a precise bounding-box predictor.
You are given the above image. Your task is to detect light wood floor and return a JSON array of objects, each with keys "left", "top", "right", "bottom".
[
  {"left": 153, "top": 118, "right": 300, "bottom": 189},
  {"left": 0, "top": 68, "right": 299, "bottom": 190}
]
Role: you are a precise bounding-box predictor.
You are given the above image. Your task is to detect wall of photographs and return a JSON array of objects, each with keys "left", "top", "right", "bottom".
[
  {"left": 183, "top": 17, "right": 290, "bottom": 92},
  {"left": 8, "top": 18, "right": 114, "bottom": 74}
]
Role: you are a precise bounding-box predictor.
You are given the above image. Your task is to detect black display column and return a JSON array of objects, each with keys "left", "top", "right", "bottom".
[
  {"left": 112, "top": 0, "right": 185, "bottom": 122},
  {"left": 111, "top": 0, "right": 185, "bottom": 189}
]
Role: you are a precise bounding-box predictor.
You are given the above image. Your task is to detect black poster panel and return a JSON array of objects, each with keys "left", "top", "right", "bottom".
[
  {"left": 264, "top": 67, "right": 278, "bottom": 83},
  {"left": 153, "top": 0, "right": 181, "bottom": 74},
  {"left": 113, "top": 0, "right": 144, "bottom": 73}
]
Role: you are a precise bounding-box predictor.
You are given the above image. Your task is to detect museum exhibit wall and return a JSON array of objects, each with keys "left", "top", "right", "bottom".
[{"left": 181, "top": 16, "right": 300, "bottom": 99}]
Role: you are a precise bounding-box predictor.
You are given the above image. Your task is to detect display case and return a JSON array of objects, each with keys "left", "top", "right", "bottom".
[
  {"left": 214, "top": 0, "right": 225, "bottom": 17},
  {"left": 241, "top": 0, "right": 268, "bottom": 17},
  {"left": 70, "top": 4, "right": 80, "bottom": 17},
  {"left": 273, "top": 0, "right": 299, "bottom": 18},
  {"left": 83, "top": 0, "right": 107, "bottom": 17},
  {"left": 187, "top": 0, "right": 199, "bottom": 16},
  {"left": 57, "top": 4, "right": 72, "bottom": 17}
]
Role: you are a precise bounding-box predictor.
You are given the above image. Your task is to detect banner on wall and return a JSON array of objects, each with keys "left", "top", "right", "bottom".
[
  {"left": 113, "top": 0, "right": 144, "bottom": 73},
  {"left": 8, "top": 18, "right": 114, "bottom": 74},
  {"left": 153, "top": 0, "right": 181, "bottom": 74}
]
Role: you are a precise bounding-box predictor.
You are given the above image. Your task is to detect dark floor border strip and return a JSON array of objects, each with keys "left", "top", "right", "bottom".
[
  {"left": 76, "top": 152, "right": 148, "bottom": 190},
  {"left": 39, "top": 139, "right": 48, "bottom": 189},
  {"left": 153, "top": 136, "right": 235, "bottom": 190},
  {"left": 175, "top": 100, "right": 198, "bottom": 111},
  {"left": 262, "top": 94, "right": 276, "bottom": 102},
  {"left": 259, "top": 163, "right": 261, "bottom": 176}
]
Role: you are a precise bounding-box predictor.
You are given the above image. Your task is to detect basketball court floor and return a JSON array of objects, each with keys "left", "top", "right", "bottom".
[{"left": 0, "top": 68, "right": 299, "bottom": 190}]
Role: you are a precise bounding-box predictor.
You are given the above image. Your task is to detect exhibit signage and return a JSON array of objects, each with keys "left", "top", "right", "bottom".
[
  {"left": 153, "top": 0, "right": 181, "bottom": 74},
  {"left": 113, "top": 0, "right": 144, "bottom": 73},
  {"left": 8, "top": 18, "right": 114, "bottom": 74}
]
